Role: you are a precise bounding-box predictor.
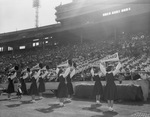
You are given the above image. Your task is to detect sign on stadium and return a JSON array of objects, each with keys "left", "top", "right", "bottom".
[{"left": 103, "top": 7, "right": 131, "bottom": 16}]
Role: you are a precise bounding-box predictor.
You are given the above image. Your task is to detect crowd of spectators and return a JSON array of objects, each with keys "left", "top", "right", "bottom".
[{"left": 0, "top": 30, "right": 150, "bottom": 83}]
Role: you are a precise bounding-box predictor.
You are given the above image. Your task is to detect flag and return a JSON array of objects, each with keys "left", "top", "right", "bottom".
[
  {"left": 57, "top": 60, "right": 68, "bottom": 68},
  {"left": 101, "top": 53, "right": 119, "bottom": 62}
]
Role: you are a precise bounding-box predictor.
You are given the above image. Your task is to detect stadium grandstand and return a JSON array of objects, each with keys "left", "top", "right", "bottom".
[{"left": 0, "top": 0, "right": 150, "bottom": 83}]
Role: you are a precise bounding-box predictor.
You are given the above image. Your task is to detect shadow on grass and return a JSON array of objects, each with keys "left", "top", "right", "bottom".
[
  {"left": 91, "top": 111, "right": 118, "bottom": 117},
  {"left": 82, "top": 104, "right": 102, "bottom": 113},
  {"left": 72, "top": 97, "right": 95, "bottom": 102},
  {"left": 35, "top": 98, "right": 41, "bottom": 101},
  {"left": 35, "top": 107, "right": 54, "bottom": 113},
  {"left": 6, "top": 104, "right": 21, "bottom": 108},
  {"left": 35, "top": 104, "right": 62, "bottom": 113},
  {"left": 20, "top": 100, "right": 34, "bottom": 104},
  {"left": 64, "top": 100, "right": 72, "bottom": 104},
  {"left": 6, "top": 100, "right": 34, "bottom": 108},
  {"left": 0, "top": 99, "right": 9, "bottom": 101}
]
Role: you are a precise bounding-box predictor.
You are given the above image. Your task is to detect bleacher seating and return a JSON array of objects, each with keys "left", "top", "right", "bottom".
[{"left": 0, "top": 30, "right": 150, "bottom": 83}]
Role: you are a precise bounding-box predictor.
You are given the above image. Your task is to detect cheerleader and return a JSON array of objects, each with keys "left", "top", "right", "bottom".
[
  {"left": 20, "top": 68, "right": 30, "bottom": 95},
  {"left": 66, "top": 60, "right": 74, "bottom": 102},
  {"left": 91, "top": 66, "right": 103, "bottom": 104},
  {"left": 67, "top": 62, "right": 76, "bottom": 101},
  {"left": 57, "top": 66, "right": 70, "bottom": 107},
  {"left": 38, "top": 66, "right": 49, "bottom": 99},
  {"left": 29, "top": 68, "right": 41, "bottom": 102},
  {"left": 54, "top": 67, "right": 61, "bottom": 98},
  {"left": 7, "top": 66, "right": 18, "bottom": 100},
  {"left": 7, "top": 70, "right": 16, "bottom": 99},
  {"left": 100, "top": 61, "right": 121, "bottom": 111}
]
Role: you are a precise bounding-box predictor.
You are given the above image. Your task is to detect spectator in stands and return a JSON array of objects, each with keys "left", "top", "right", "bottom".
[
  {"left": 0, "top": 30, "right": 150, "bottom": 84},
  {"left": 118, "top": 73, "right": 125, "bottom": 84}
]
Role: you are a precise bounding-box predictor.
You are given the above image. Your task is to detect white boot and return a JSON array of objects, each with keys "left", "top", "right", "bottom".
[
  {"left": 59, "top": 102, "right": 64, "bottom": 107},
  {"left": 96, "top": 100, "right": 100, "bottom": 104},
  {"left": 31, "top": 100, "right": 36, "bottom": 103},
  {"left": 109, "top": 107, "right": 114, "bottom": 111}
]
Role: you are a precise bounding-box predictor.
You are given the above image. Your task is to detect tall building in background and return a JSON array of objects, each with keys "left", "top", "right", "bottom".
[{"left": 33, "top": 0, "right": 40, "bottom": 28}]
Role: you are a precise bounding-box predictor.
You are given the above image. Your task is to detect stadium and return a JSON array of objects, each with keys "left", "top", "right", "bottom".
[{"left": 0, "top": 0, "right": 150, "bottom": 117}]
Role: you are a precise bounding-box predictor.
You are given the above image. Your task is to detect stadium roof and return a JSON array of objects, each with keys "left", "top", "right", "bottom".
[
  {"left": 0, "top": 0, "right": 150, "bottom": 43},
  {"left": 0, "top": 23, "right": 61, "bottom": 43}
]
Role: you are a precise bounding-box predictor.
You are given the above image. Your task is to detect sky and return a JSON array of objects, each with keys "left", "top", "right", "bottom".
[{"left": 0, "top": 0, "right": 72, "bottom": 34}]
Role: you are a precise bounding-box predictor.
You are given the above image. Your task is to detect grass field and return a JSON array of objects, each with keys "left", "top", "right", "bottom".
[{"left": 0, "top": 94, "right": 150, "bottom": 117}]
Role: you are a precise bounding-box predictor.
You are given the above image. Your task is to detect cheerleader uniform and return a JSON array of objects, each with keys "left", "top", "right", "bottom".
[
  {"left": 38, "top": 70, "right": 48, "bottom": 93},
  {"left": 29, "top": 77, "right": 38, "bottom": 95},
  {"left": 100, "top": 62, "right": 122, "bottom": 111},
  {"left": 105, "top": 73, "right": 117, "bottom": 100},
  {"left": 7, "top": 78, "right": 15, "bottom": 94},
  {"left": 29, "top": 70, "right": 40, "bottom": 95},
  {"left": 57, "top": 75, "right": 67, "bottom": 98},
  {"left": 57, "top": 67, "right": 70, "bottom": 98},
  {"left": 93, "top": 74, "right": 103, "bottom": 97},
  {"left": 20, "top": 73, "right": 27, "bottom": 95},
  {"left": 38, "top": 77, "right": 45, "bottom": 93},
  {"left": 7, "top": 71, "right": 16, "bottom": 94},
  {"left": 66, "top": 73, "right": 74, "bottom": 96}
]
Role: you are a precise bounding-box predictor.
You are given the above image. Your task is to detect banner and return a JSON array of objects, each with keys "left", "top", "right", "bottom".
[
  {"left": 101, "top": 53, "right": 119, "bottom": 62},
  {"left": 57, "top": 60, "right": 68, "bottom": 68}
]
